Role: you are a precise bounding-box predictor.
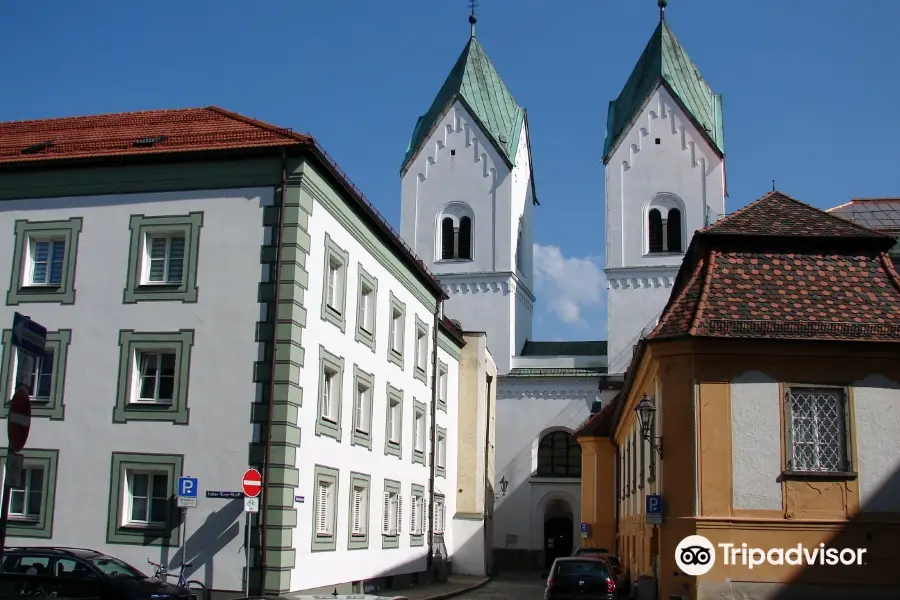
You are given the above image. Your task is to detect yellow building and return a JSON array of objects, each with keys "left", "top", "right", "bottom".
[{"left": 577, "top": 192, "right": 900, "bottom": 599}]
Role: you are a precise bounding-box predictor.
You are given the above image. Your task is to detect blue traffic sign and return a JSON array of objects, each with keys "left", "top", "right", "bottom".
[
  {"left": 646, "top": 494, "right": 662, "bottom": 515},
  {"left": 178, "top": 477, "right": 198, "bottom": 498},
  {"left": 11, "top": 313, "right": 47, "bottom": 357}
]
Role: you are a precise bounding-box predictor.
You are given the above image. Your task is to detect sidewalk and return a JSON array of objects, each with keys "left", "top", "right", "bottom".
[{"left": 376, "top": 575, "right": 490, "bottom": 600}]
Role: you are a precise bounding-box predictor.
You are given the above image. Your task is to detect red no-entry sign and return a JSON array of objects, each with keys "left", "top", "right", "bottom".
[
  {"left": 242, "top": 468, "right": 262, "bottom": 497},
  {"left": 7, "top": 387, "right": 31, "bottom": 453}
]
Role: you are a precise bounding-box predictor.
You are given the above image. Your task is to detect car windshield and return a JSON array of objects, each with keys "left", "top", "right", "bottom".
[
  {"left": 86, "top": 556, "right": 145, "bottom": 579},
  {"left": 556, "top": 561, "right": 609, "bottom": 577}
]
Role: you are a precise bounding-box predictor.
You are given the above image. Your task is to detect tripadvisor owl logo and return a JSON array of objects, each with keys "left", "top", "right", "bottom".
[{"left": 675, "top": 534, "right": 868, "bottom": 576}]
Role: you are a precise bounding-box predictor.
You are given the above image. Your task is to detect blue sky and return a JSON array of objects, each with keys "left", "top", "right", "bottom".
[{"left": 2, "top": 1, "right": 899, "bottom": 342}]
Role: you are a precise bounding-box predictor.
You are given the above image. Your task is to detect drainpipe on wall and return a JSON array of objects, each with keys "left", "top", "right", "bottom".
[
  {"left": 259, "top": 149, "right": 288, "bottom": 595},
  {"left": 482, "top": 373, "right": 493, "bottom": 576},
  {"left": 427, "top": 300, "right": 442, "bottom": 569}
]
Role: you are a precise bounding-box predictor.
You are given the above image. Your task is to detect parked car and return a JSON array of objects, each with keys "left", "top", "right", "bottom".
[
  {"left": 570, "top": 549, "right": 624, "bottom": 591},
  {"left": 544, "top": 556, "right": 616, "bottom": 600},
  {"left": 0, "top": 546, "right": 191, "bottom": 600}
]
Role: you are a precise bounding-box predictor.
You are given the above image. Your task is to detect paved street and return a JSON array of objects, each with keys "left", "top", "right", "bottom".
[{"left": 449, "top": 575, "right": 546, "bottom": 600}]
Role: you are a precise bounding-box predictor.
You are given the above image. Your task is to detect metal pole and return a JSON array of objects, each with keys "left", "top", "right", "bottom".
[
  {"left": 244, "top": 512, "right": 251, "bottom": 596},
  {"left": 0, "top": 479, "right": 11, "bottom": 564},
  {"left": 181, "top": 508, "right": 187, "bottom": 570}
]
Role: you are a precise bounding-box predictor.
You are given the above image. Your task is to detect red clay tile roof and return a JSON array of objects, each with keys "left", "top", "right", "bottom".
[
  {"left": 650, "top": 190, "right": 900, "bottom": 342},
  {"left": 702, "top": 191, "right": 890, "bottom": 238},
  {"left": 575, "top": 395, "right": 620, "bottom": 438},
  {"left": 0, "top": 106, "right": 309, "bottom": 164}
]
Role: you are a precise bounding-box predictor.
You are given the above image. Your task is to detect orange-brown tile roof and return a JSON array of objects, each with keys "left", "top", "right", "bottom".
[
  {"left": 575, "top": 395, "right": 620, "bottom": 438},
  {"left": 651, "top": 190, "right": 900, "bottom": 342},
  {"left": 0, "top": 106, "right": 309, "bottom": 164}
]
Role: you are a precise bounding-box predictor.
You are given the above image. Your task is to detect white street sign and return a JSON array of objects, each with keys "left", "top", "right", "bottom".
[
  {"left": 177, "top": 496, "right": 198, "bottom": 509},
  {"left": 244, "top": 496, "right": 260, "bottom": 513},
  {"left": 5, "top": 453, "right": 23, "bottom": 487}
]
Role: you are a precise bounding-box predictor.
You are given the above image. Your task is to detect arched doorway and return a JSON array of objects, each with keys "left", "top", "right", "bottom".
[{"left": 543, "top": 498, "right": 573, "bottom": 568}]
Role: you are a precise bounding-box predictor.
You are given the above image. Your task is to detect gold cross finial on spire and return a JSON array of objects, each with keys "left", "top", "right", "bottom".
[{"left": 658, "top": 0, "right": 667, "bottom": 21}]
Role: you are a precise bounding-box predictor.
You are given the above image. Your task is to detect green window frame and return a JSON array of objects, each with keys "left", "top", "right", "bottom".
[
  {"left": 351, "top": 365, "right": 374, "bottom": 449},
  {"left": 384, "top": 384, "right": 403, "bottom": 458},
  {"left": 106, "top": 452, "right": 183, "bottom": 547},
  {"left": 0, "top": 448, "right": 59, "bottom": 538},
  {"left": 381, "top": 478, "right": 401, "bottom": 549},
  {"left": 387, "top": 293, "right": 406, "bottom": 370},
  {"left": 347, "top": 472, "right": 371, "bottom": 550},
  {"left": 436, "top": 425, "right": 447, "bottom": 478},
  {"left": 437, "top": 360, "right": 448, "bottom": 412},
  {"left": 113, "top": 330, "right": 195, "bottom": 425},
  {"left": 410, "top": 483, "right": 425, "bottom": 547},
  {"left": 412, "top": 399, "right": 427, "bottom": 466},
  {"left": 316, "top": 346, "right": 345, "bottom": 442},
  {"left": 6, "top": 217, "right": 83, "bottom": 306},
  {"left": 312, "top": 464, "right": 339, "bottom": 552},
  {"left": 414, "top": 316, "right": 428, "bottom": 384},
  {"left": 0, "top": 329, "right": 72, "bottom": 421},
  {"left": 122, "top": 213, "right": 203, "bottom": 304},
  {"left": 354, "top": 265, "right": 378, "bottom": 352},
  {"left": 320, "top": 234, "right": 350, "bottom": 333}
]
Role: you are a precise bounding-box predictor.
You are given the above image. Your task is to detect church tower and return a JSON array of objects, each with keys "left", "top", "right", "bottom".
[
  {"left": 604, "top": 1, "right": 726, "bottom": 374},
  {"left": 400, "top": 11, "right": 537, "bottom": 375}
]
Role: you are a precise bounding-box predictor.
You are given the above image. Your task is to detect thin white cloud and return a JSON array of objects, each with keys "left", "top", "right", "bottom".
[{"left": 532, "top": 243, "right": 605, "bottom": 327}]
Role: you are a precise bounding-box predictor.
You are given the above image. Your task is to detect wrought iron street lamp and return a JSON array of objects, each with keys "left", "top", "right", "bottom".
[{"left": 636, "top": 394, "right": 663, "bottom": 458}]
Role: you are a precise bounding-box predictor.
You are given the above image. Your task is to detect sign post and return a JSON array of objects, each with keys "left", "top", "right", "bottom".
[
  {"left": 242, "top": 468, "right": 262, "bottom": 596},
  {"left": 177, "top": 477, "right": 198, "bottom": 570},
  {"left": 0, "top": 313, "right": 45, "bottom": 564}
]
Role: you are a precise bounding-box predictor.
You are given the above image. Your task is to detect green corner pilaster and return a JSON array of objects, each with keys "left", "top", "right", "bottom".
[{"left": 251, "top": 159, "right": 311, "bottom": 596}]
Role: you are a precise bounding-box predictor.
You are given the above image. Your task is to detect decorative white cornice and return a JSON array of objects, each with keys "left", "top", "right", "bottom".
[
  {"left": 605, "top": 265, "right": 677, "bottom": 290},
  {"left": 439, "top": 271, "right": 536, "bottom": 311},
  {"left": 498, "top": 378, "right": 601, "bottom": 401}
]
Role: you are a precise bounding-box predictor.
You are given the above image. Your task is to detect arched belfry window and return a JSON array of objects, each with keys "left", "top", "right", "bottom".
[
  {"left": 646, "top": 195, "right": 685, "bottom": 254},
  {"left": 537, "top": 431, "right": 582, "bottom": 478},
  {"left": 437, "top": 203, "right": 474, "bottom": 261}
]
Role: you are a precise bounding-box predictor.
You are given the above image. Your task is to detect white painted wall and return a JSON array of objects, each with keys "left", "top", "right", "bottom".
[
  {"left": 0, "top": 187, "right": 271, "bottom": 592},
  {"left": 493, "top": 376, "right": 598, "bottom": 551},
  {"left": 605, "top": 85, "right": 726, "bottom": 372},
  {"left": 436, "top": 343, "right": 460, "bottom": 554},
  {"left": 853, "top": 374, "right": 900, "bottom": 512},
  {"left": 293, "top": 195, "right": 459, "bottom": 591},
  {"left": 399, "top": 102, "right": 534, "bottom": 375},
  {"left": 730, "top": 373, "right": 783, "bottom": 511}
]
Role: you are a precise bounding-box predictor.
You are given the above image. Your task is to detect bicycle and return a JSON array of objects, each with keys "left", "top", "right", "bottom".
[{"left": 147, "top": 558, "right": 208, "bottom": 600}]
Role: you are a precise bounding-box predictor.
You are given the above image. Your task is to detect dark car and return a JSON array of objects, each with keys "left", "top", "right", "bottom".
[
  {"left": 570, "top": 550, "right": 623, "bottom": 590},
  {"left": 0, "top": 547, "right": 191, "bottom": 600},
  {"left": 571, "top": 547, "right": 609, "bottom": 557},
  {"left": 544, "top": 557, "right": 616, "bottom": 600}
]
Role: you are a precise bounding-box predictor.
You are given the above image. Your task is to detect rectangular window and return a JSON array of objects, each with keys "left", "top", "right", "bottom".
[
  {"left": 0, "top": 449, "right": 59, "bottom": 538},
  {"left": 28, "top": 239, "right": 66, "bottom": 286},
  {"left": 316, "top": 480, "right": 334, "bottom": 536},
  {"left": 785, "top": 386, "right": 851, "bottom": 473},
  {"left": 438, "top": 363, "right": 448, "bottom": 411},
  {"left": 389, "top": 400, "right": 401, "bottom": 443},
  {"left": 312, "top": 465, "right": 339, "bottom": 552},
  {"left": 124, "top": 470, "right": 169, "bottom": 527},
  {"left": 382, "top": 488, "right": 402, "bottom": 538},
  {"left": 348, "top": 472, "right": 371, "bottom": 550},
  {"left": 412, "top": 400, "right": 427, "bottom": 465},
  {"left": 436, "top": 426, "right": 447, "bottom": 478},
  {"left": 351, "top": 364, "right": 374, "bottom": 450},
  {"left": 316, "top": 346, "right": 345, "bottom": 442},
  {"left": 107, "top": 452, "right": 181, "bottom": 546},
  {"left": 355, "top": 266, "right": 378, "bottom": 351},
  {"left": 410, "top": 483, "right": 426, "bottom": 546},
  {"left": 134, "top": 351, "right": 176, "bottom": 404},
  {"left": 434, "top": 496, "right": 445, "bottom": 534},
  {"left": 387, "top": 293, "right": 406, "bottom": 370},
  {"left": 320, "top": 234, "right": 350, "bottom": 332},
  {"left": 391, "top": 309, "right": 403, "bottom": 354},
  {"left": 14, "top": 349, "right": 54, "bottom": 401},
  {"left": 9, "top": 466, "right": 44, "bottom": 519},
  {"left": 414, "top": 317, "right": 428, "bottom": 384},
  {"left": 143, "top": 234, "right": 186, "bottom": 285},
  {"left": 8, "top": 218, "right": 82, "bottom": 305},
  {"left": 354, "top": 384, "right": 369, "bottom": 433},
  {"left": 410, "top": 493, "right": 422, "bottom": 535},
  {"left": 385, "top": 385, "right": 403, "bottom": 459}
]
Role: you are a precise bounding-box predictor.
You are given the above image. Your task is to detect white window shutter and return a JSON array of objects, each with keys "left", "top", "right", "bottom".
[
  {"left": 411, "top": 495, "right": 419, "bottom": 534},
  {"left": 382, "top": 492, "right": 390, "bottom": 534},
  {"left": 352, "top": 488, "right": 362, "bottom": 534},
  {"left": 397, "top": 494, "right": 403, "bottom": 534},
  {"left": 316, "top": 483, "right": 329, "bottom": 534}
]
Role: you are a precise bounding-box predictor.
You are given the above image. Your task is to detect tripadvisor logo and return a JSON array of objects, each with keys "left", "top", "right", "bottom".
[{"left": 675, "top": 535, "right": 867, "bottom": 576}]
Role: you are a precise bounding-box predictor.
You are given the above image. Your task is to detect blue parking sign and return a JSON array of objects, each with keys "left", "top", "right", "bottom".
[
  {"left": 646, "top": 494, "right": 662, "bottom": 525},
  {"left": 178, "top": 477, "right": 198, "bottom": 498}
]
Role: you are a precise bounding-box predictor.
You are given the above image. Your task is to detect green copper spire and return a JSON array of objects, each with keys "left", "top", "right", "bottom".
[
  {"left": 603, "top": 18, "right": 724, "bottom": 163},
  {"left": 401, "top": 34, "right": 525, "bottom": 173}
]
